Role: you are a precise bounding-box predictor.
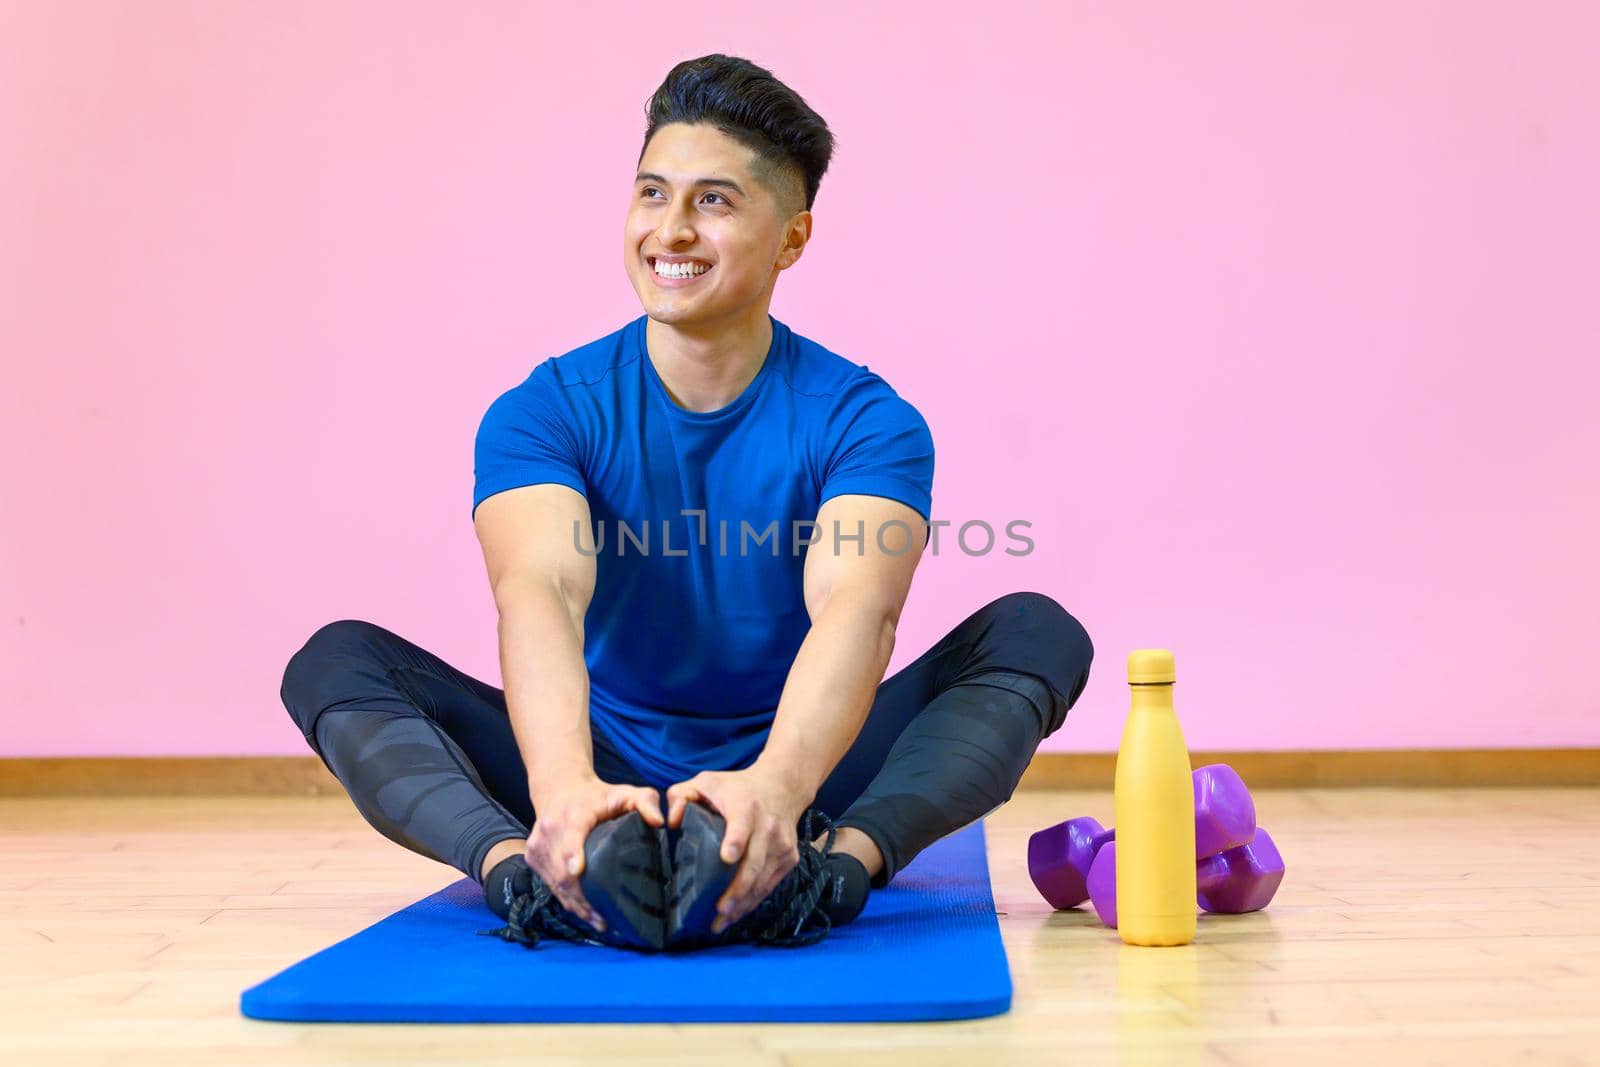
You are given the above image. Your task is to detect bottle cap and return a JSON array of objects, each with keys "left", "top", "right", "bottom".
[{"left": 1127, "top": 648, "right": 1175, "bottom": 683}]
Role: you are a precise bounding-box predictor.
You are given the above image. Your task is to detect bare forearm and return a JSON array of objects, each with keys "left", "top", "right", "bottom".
[
  {"left": 753, "top": 598, "right": 896, "bottom": 804},
  {"left": 495, "top": 582, "right": 594, "bottom": 791}
]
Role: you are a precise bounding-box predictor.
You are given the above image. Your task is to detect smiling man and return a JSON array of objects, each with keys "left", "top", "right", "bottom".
[{"left": 280, "top": 54, "right": 1095, "bottom": 952}]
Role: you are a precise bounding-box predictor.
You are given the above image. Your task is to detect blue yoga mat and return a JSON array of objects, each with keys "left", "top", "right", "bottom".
[{"left": 241, "top": 819, "right": 1010, "bottom": 1023}]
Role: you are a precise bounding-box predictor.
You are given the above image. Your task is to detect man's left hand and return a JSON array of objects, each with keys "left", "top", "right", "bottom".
[{"left": 664, "top": 766, "right": 811, "bottom": 935}]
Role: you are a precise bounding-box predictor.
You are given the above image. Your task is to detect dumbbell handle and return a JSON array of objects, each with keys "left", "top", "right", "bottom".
[
  {"left": 1196, "top": 851, "right": 1235, "bottom": 895},
  {"left": 1095, "top": 830, "right": 1261, "bottom": 891},
  {"left": 1088, "top": 827, "right": 1285, "bottom": 926}
]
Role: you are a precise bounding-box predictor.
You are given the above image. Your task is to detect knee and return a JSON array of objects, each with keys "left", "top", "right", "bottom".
[
  {"left": 279, "top": 618, "right": 388, "bottom": 736},
  {"left": 983, "top": 590, "right": 1095, "bottom": 715},
  {"left": 986, "top": 591, "right": 1093, "bottom": 657}
]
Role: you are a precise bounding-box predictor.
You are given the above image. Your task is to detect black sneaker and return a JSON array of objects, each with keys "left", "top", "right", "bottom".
[
  {"left": 665, "top": 800, "right": 741, "bottom": 947},
  {"left": 578, "top": 809, "right": 669, "bottom": 951},
  {"left": 476, "top": 870, "right": 614, "bottom": 951},
  {"left": 478, "top": 810, "right": 668, "bottom": 952},
  {"left": 682, "top": 808, "right": 841, "bottom": 950}
]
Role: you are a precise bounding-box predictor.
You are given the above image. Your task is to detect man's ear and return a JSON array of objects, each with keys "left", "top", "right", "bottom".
[{"left": 777, "top": 211, "right": 812, "bottom": 270}]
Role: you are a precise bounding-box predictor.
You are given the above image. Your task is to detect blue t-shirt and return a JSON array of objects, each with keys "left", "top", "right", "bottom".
[{"left": 472, "top": 313, "right": 935, "bottom": 788}]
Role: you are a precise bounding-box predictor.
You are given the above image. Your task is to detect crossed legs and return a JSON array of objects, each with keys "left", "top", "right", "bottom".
[{"left": 279, "top": 591, "right": 1093, "bottom": 896}]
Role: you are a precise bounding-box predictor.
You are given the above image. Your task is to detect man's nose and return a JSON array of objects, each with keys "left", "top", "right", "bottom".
[{"left": 658, "top": 200, "right": 697, "bottom": 245}]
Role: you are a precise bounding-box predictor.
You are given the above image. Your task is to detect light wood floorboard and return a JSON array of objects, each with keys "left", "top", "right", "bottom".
[{"left": 2, "top": 788, "right": 1597, "bottom": 1065}]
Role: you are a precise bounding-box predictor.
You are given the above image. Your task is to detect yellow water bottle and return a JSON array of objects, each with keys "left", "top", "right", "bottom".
[{"left": 1113, "top": 648, "right": 1196, "bottom": 946}]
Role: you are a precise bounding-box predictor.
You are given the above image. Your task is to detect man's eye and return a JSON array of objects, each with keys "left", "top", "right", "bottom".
[{"left": 641, "top": 187, "right": 726, "bottom": 206}]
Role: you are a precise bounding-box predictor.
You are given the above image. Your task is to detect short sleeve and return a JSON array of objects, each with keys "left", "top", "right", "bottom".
[
  {"left": 819, "top": 376, "right": 935, "bottom": 522},
  {"left": 472, "top": 361, "right": 587, "bottom": 519}
]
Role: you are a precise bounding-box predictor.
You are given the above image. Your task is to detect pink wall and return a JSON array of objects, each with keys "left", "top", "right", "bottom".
[{"left": 3, "top": 2, "right": 1597, "bottom": 758}]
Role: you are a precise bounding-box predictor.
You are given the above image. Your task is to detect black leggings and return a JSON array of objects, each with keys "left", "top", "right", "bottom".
[{"left": 279, "top": 591, "right": 1093, "bottom": 890}]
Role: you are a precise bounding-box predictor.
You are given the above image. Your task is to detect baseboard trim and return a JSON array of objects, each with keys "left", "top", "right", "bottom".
[
  {"left": 0, "top": 757, "right": 344, "bottom": 796},
  {"left": 1018, "top": 748, "right": 1600, "bottom": 789},
  {"left": 1, "top": 749, "right": 1596, "bottom": 796}
]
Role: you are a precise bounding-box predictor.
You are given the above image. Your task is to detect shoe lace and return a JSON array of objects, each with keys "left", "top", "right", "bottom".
[
  {"left": 476, "top": 877, "right": 609, "bottom": 950},
  {"left": 717, "top": 807, "right": 837, "bottom": 948}
]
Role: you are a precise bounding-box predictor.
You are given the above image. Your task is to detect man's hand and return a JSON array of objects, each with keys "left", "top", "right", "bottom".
[
  {"left": 665, "top": 766, "right": 811, "bottom": 935},
  {"left": 526, "top": 772, "right": 665, "bottom": 932}
]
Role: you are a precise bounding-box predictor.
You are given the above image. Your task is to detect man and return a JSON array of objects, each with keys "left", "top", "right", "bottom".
[{"left": 280, "top": 54, "right": 1093, "bottom": 952}]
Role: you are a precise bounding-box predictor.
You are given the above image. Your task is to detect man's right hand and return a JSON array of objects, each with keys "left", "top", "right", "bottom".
[{"left": 525, "top": 773, "right": 665, "bottom": 932}]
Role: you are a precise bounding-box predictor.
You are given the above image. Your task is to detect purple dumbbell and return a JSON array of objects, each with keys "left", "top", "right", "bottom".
[
  {"left": 1027, "top": 816, "right": 1115, "bottom": 909},
  {"left": 1085, "top": 827, "right": 1285, "bottom": 928},
  {"left": 1027, "top": 764, "right": 1260, "bottom": 911}
]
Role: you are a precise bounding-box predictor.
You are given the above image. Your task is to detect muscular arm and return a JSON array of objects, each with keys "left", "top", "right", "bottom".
[
  {"left": 473, "top": 483, "right": 597, "bottom": 788},
  {"left": 751, "top": 493, "right": 927, "bottom": 802}
]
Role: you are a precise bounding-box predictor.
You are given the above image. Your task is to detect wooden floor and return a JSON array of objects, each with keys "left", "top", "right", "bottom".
[{"left": 2, "top": 788, "right": 1597, "bottom": 1066}]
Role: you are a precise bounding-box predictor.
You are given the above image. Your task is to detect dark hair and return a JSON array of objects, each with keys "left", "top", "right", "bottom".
[{"left": 639, "top": 54, "right": 835, "bottom": 216}]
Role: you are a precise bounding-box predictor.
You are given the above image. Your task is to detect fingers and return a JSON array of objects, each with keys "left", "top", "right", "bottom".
[
  {"left": 665, "top": 779, "right": 702, "bottom": 830},
  {"left": 715, "top": 850, "right": 798, "bottom": 935},
  {"left": 629, "top": 786, "right": 665, "bottom": 827},
  {"left": 719, "top": 815, "right": 747, "bottom": 864},
  {"left": 524, "top": 832, "right": 563, "bottom": 903},
  {"left": 710, "top": 848, "right": 759, "bottom": 935},
  {"left": 561, "top": 813, "right": 608, "bottom": 931},
  {"left": 536, "top": 786, "right": 672, "bottom": 934},
  {"left": 602, "top": 783, "right": 664, "bottom": 828},
  {"left": 711, "top": 819, "right": 798, "bottom": 935},
  {"left": 562, "top": 820, "right": 588, "bottom": 881},
  {"left": 527, "top": 815, "right": 607, "bottom": 932},
  {"left": 711, "top": 804, "right": 756, "bottom": 922}
]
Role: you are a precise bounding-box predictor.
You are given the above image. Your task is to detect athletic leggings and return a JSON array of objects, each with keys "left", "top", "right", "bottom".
[{"left": 279, "top": 591, "right": 1094, "bottom": 891}]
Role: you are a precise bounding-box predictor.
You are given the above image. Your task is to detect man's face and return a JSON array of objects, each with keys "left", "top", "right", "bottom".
[{"left": 624, "top": 122, "right": 805, "bottom": 328}]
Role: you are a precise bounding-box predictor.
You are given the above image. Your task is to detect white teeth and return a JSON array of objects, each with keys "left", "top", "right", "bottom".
[{"left": 653, "top": 259, "right": 709, "bottom": 278}]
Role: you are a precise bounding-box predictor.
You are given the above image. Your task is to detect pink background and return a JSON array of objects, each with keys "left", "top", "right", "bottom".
[{"left": 3, "top": 2, "right": 1597, "bottom": 758}]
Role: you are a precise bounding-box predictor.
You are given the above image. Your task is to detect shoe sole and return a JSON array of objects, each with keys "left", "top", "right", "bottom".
[
  {"left": 666, "top": 802, "right": 739, "bottom": 948},
  {"left": 579, "top": 810, "right": 667, "bottom": 950}
]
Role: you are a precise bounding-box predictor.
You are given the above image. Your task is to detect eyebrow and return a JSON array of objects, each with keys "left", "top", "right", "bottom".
[{"left": 635, "top": 171, "right": 747, "bottom": 197}]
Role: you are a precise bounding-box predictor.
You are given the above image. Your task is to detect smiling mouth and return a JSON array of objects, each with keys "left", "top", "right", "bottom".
[{"left": 648, "top": 257, "right": 715, "bottom": 282}]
